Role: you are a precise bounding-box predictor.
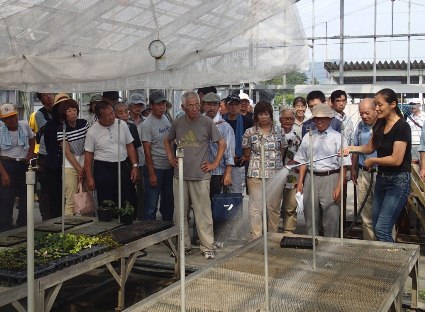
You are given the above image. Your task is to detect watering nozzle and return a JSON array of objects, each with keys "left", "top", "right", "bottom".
[
  {"left": 285, "top": 153, "right": 340, "bottom": 171},
  {"left": 28, "top": 158, "right": 38, "bottom": 171}
]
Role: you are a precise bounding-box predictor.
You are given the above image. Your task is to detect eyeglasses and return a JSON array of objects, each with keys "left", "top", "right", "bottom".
[
  {"left": 280, "top": 117, "right": 295, "bottom": 121},
  {"left": 185, "top": 104, "right": 200, "bottom": 110}
]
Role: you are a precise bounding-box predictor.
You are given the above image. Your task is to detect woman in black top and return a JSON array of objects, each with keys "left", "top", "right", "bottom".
[{"left": 345, "top": 88, "right": 411, "bottom": 242}]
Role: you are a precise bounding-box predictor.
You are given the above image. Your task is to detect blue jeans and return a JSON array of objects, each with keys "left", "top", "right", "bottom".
[
  {"left": 373, "top": 172, "right": 410, "bottom": 242},
  {"left": 143, "top": 167, "right": 174, "bottom": 221}
]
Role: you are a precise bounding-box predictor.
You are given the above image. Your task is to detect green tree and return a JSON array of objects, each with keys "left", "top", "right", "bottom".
[{"left": 262, "top": 71, "right": 309, "bottom": 108}]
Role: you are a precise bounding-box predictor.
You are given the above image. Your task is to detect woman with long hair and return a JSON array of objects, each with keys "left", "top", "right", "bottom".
[
  {"left": 242, "top": 101, "right": 284, "bottom": 239},
  {"left": 345, "top": 88, "right": 411, "bottom": 242}
]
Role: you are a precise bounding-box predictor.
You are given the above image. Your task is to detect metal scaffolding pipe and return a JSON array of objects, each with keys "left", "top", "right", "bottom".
[
  {"left": 61, "top": 123, "right": 66, "bottom": 234},
  {"left": 26, "top": 158, "right": 37, "bottom": 312},
  {"left": 176, "top": 141, "right": 185, "bottom": 312},
  {"left": 340, "top": 124, "right": 345, "bottom": 245},
  {"left": 309, "top": 129, "right": 316, "bottom": 270},
  {"left": 339, "top": 0, "right": 344, "bottom": 85},
  {"left": 260, "top": 135, "right": 269, "bottom": 311},
  {"left": 118, "top": 119, "right": 121, "bottom": 222}
]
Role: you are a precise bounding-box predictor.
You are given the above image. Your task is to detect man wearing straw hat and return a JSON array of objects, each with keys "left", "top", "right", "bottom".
[
  {"left": 294, "top": 103, "right": 351, "bottom": 237},
  {"left": 0, "top": 103, "right": 35, "bottom": 231}
]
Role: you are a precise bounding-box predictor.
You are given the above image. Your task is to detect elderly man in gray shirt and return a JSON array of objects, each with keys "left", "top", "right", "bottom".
[{"left": 164, "top": 91, "right": 226, "bottom": 260}]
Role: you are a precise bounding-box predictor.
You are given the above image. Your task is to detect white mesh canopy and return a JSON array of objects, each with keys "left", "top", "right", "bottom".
[{"left": 0, "top": 0, "right": 308, "bottom": 92}]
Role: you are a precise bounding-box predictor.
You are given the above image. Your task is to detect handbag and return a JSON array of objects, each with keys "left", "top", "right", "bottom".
[
  {"left": 211, "top": 187, "right": 243, "bottom": 222},
  {"left": 72, "top": 182, "right": 95, "bottom": 215}
]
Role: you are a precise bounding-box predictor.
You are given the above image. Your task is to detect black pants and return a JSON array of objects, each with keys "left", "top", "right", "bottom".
[
  {"left": 46, "top": 167, "right": 62, "bottom": 219},
  {"left": 93, "top": 160, "right": 137, "bottom": 209},
  {"left": 36, "top": 155, "right": 51, "bottom": 221},
  {"left": 0, "top": 160, "right": 27, "bottom": 231}
]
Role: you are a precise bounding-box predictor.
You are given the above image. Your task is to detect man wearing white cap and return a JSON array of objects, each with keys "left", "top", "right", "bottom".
[
  {"left": 294, "top": 103, "right": 351, "bottom": 237},
  {"left": 0, "top": 104, "right": 35, "bottom": 231},
  {"left": 239, "top": 92, "right": 253, "bottom": 120}
]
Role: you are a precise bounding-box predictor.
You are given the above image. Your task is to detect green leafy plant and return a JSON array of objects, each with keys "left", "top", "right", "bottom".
[
  {"left": 0, "top": 233, "right": 120, "bottom": 271},
  {"left": 116, "top": 201, "right": 135, "bottom": 216},
  {"left": 100, "top": 200, "right": 116, "bottom": 210}
]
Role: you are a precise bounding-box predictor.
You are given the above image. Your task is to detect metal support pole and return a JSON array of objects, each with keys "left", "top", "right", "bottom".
[
  {"left": 309, "top": 129, "right": 316, "bottom": 270},
  {"left": 26, "top": 158, "right": 37, "bottom": 312},
  {"left": 176, "top": 141, "right": 185, "bottom": 312},
  {"left": 407, "top": 0, "right": 411, "bottom": 84},
  {"left": 117, "top": 119, "right": 121, "bottom": 223},
  {"left": 340, "top": 124, "right": 345, "bottom": 245},
  {"left": 373, "top": 0, "right": 377, "bottom": 84},
  {"left": 260, "top": 135, "right": 269, "bottom": 311},
  {"left": 311, "top": 0, "right": 315, "bottom": 85},
  {"left": 61, "top": 123, "right": 66, "bottom": 234},
  {"left": 339, "top": 0, "right": 344, "bottom": 85}
]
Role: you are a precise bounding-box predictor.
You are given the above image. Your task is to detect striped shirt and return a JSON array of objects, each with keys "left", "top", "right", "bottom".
[{"left": 57, "top": 119, "right": 89, "bottom": 168}]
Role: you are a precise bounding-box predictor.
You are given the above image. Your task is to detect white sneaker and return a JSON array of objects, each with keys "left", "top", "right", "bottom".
[
  {"left": 202, "top": 250, "right": 215, "bottom": 260},
  {"left": 214, "top": 241, "right": 224, "bottom": 249}
]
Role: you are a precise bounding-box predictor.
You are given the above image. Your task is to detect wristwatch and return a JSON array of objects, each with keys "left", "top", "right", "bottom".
[{"left": 132, "top": 163, "right": 138, "bottom": 168}]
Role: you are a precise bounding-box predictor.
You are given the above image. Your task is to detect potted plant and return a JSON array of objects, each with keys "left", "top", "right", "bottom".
[
  {"left": 116, "top": 201, "right": 135, "bottom": 225},
  {"left": 97, "top": 200, "right": 116, "bottom": 222}
]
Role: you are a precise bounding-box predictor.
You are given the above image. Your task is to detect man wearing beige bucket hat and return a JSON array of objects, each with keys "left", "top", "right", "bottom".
[
  {"left": 0, "top": 103, "right": 35, "bottom": 231},
  {"left": 294, "top": 103, "right": 351, "bottom": 237}
]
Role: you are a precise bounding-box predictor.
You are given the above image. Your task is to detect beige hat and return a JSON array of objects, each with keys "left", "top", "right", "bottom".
[
  {"left": 312, "top": 103, "right": 334, "bottom": 118},
  {"left": 0, "top": 103, "right": 17, "bottom": 118},
  {"left": 53, "top": 93, "right": 72, "bottom": 106}
]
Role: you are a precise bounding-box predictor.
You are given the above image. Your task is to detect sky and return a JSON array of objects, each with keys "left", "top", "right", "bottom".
[{"left": 295, "top": 0, "right": 425, "bottom": 64}]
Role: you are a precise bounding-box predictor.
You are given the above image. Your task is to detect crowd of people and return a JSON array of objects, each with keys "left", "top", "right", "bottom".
[{"left": 0, "top": 86, "right": 419, "bottom": 258}]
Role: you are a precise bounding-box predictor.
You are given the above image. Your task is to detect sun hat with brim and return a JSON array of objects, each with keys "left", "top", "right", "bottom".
[
  {"left": 53, "top": 93, "right": 75, "bottom": 106},
  {"left": 203, "top": 92, "right": 220, "bottom": 103},
  {"left": 0, "top": 103, "right": 18, "bottom": 118},
  {"left": 312, "top": 103, "right": 334, "bottom": 118}
]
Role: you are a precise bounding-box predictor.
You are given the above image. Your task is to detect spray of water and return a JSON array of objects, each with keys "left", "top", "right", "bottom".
[
  {"left": 213, "top": 168, "right": 291, "bottom": 245},
  {"left": 266, "top": 168, "right": 290, "bottom": 202}
]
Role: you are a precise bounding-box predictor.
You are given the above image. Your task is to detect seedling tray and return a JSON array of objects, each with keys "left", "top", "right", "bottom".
[
  {"left": 109, "top": 220, "right": 173, "bottom": 244},
  {"left": 53, "top": 218, "right": 93, "bottom": 226},
  {"left": 35, "top": 224, "right": 74, "bottom": 232},
  {"left": 0, "top": 236, "right": 27, "bottom": 247},
  {"left": 280, "top": 236, "right": 319, "bottom": 249}
]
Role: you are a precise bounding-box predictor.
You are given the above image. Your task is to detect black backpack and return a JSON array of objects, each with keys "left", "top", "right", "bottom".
[{"left": 35, "top": 107, "right": 51, "bottom": 144}]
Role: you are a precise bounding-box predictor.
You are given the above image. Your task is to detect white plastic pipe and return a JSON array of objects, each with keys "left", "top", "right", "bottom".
[
  {"left": 260, "top": 136, "right": 269, "bottom": 311},
  {"left": 340, "top": 124, "right": 345, "bottom": 245},
  {"left": 176, "top": 142, "right": 185, "bottom": 312},
  {"left": 61, "top": 123, "right": 66, "bottom": 234},
  {"left": 26, "top": 161, "right": 36, "bottom": 312},
  {"left": 117, "top": 119, "right": 121, "bottom": 222},
  {"left": 309, "top": 129, "right": 317, "bottom": 270}
]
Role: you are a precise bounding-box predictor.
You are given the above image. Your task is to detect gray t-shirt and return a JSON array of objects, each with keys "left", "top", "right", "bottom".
[
  {"left": 141, "top": 114, "right": 171, "bottom": 170},
  {"left": 168, "top": 115, "right": 222, "bottom": 180}
]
